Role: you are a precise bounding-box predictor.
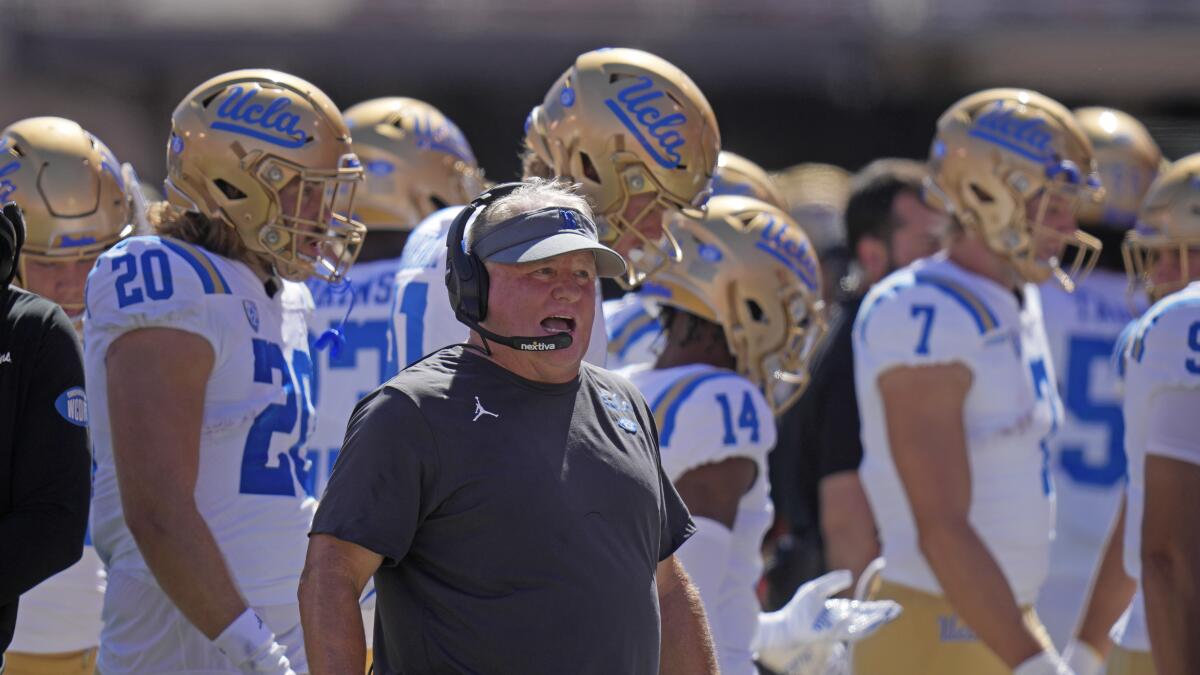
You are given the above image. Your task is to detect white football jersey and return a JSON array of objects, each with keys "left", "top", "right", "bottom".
[
  {"left": 389, "top": 206, "right": 607, "bottom": 372},
  {"left": 1036, "top": 269, "right": 1144, "bottom": 645},
  {"left": 624, "top": 363, "right": 776, "bottom": 675},
  {"left": 85, "top": 235, "right": 317, "bottom": 608},
  {"left": 854, "top": 254, "right": 1059, "bottom": 605},
  {"left": 1115, "top": 281, "right": 1200, "bottom": 650},
  {"left": 603, "top": 293, "right": 662, "bottom": 370},
  {"left": 306, "top": 258, "right": 398, "bottom": 497}
]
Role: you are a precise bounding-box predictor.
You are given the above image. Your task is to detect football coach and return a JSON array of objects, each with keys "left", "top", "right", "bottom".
[{"left": 300, "top": 179, "right": 717, "bottom": 674}]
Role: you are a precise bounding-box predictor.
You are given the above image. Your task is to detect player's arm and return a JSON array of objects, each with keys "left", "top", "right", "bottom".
[
  {"left": 879, "top": 362, "right": 1049, "bottom": 668},
  {"left": 819, "top": 470, "right": 878, "bottom": 587},
  {"left": 1064, "top": 495, "right": 1134, "bottom": 672},
  {"left": 0, "top": 304, "right": 90, "bottom": 604},
  {"left": 300, "top": 535, "right": 380, "bottom": 674},
  {"left": 672, "top": 456, "right": 757, "bottom": 600},
  {"left": 106, "top": 328, "right": 252, "bottom": 636},
  {"left": 1140, "top": 386, "right": 1200, "bottom": 675},
  {"left": 656, "top": 554, "right": 718, "bottom": 675}
]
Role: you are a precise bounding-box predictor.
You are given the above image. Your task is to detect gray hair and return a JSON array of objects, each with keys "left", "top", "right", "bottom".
[{"left": 468, "top": 178, "right": 593, "bottom": 250}]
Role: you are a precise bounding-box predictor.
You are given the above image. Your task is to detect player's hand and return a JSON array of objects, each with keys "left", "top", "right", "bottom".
[
  {"left": 1013, "top": 650, "right": 1075, "bottom": 675},
  {"left": 213, "top": 609, "right": 298, "bottom": 675},
  {"left": 753, "top": 570, "right": 902, "bottom": 674},
  {"left": 1061, "top": 639, "right": 1102, "bottom": 675}
]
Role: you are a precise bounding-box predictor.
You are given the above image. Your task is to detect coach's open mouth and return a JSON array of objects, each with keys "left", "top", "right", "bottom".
[{"left": 540, "top": 315, "right": 576, "bottom": 335}]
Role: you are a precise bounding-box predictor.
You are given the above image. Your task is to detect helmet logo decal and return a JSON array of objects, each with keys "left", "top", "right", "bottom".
[
  {"left": 969, "top": 102, "right": 1054, "bottom": 164},
  {"left": 410, "top": 112, "right": 476, "bottom": 165},
  {"left": 604, "top": 76, "right": 687, "bottom": 170},
  {"left": 711, "top": 173, "right": 754, "bottom": 198},
  {"left": 212, "top": 85, "right": 309, "bottom": 149},
  {"left": 0, "top": 139, "right": 20, "bottom": 201},
  {"left": 756, "top": 216, "right": 819, "bottom": 291}
]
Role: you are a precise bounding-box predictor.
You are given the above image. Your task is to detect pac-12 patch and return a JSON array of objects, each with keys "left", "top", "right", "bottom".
[{"left": 55, "top": 387, "right": 88, "bottom": 427}]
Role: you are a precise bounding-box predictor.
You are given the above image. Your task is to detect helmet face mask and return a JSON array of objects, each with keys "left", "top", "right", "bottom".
[
  {"left": 167, "top": 69, "right": 366, "bottom": 283},
  {"left": 1123, "top": 155, "right": 1200, "bottom": 302},
  {"left": 648, "top": 195, "right": 826, "bottom": 414},
  {"left": 524, "top": 49, "right": 720, "bottom": 287},
  {"left": 928, "top": 89, "right": 1104, "bottom": 290},
  {"left": 0, "top": 116, "right": 135, "bottom": 316}
]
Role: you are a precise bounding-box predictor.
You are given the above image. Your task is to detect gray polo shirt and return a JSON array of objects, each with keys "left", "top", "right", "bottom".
[{"left": 311, "top": 345, "right": 694, "bottom": 674}]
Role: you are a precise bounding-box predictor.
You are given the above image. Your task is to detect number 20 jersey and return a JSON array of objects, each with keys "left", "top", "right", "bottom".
[
  {"left": 853, "top": 254, "right": 1060, "bottom": 605},
  {"left": 84, "top": 235, "right": 317, "bottom": 608}
]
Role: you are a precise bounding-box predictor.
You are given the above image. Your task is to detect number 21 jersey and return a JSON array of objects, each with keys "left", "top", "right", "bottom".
[{"left": 84, "top": 235, "right": 317, "bottom": 608}]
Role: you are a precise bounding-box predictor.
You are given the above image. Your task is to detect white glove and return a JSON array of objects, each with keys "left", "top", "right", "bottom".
[
  {"left": 754, "top": 570, "right": 902, "bottom": 674},
  {"left": 1013, "top": 650, "right": 1075, "bottom": 675},
  {"left": 213, "top": 608, "right": 297, "bottom": 675},
  {"left": 1061, "top": 639, "right": 1103, "bottom": 675}
]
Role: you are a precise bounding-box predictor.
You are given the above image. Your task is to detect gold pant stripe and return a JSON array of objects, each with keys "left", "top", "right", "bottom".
[
  {"left": 1108, "top": 646, "right": 1157, "bottom": 675},
  {"left": 4, "top": 647, "right": 97, "bottom": 675},
  {"left": 853, "top": 580, "right": 1052, "bottom": 675}
]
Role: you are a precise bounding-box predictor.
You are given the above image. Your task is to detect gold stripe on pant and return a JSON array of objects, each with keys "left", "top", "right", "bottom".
[
  {"left": 4, "top": 647, "right": 97, "bottom": 675},
  {"left": 853, "top": 580, "right": 1053, "bottom": 675},
  {"left": 1108, "top": 646, "right": 1156, "bottom": 675}
]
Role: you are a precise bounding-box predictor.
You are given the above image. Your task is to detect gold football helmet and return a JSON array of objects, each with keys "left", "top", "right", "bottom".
[
  {"left": 167, "top": 68, "right": 365, "bottom": 283},
  {"left": 343, "top": 97, "right": 484, "bottom": 230},
  {"left": 711, "top": 152, "right": 787, "bottom": 211},
  {"left": 926, "top": 88, "right": 1104, "bottom": 290},
  {"left": 524, "top": 47, "right": 720, "bottom": 284},
  {"left": 1073, "top": 107, "right": 1164, "bottom": 229},
  {"left": 1, "top": 116, "right": 134, "bottom": 314},
  {"left": 646, "top": 195, "right": 826, "bottom": 414},
  {"left": 1123, "top": 153, "right": 1200, "bottom": 301}
]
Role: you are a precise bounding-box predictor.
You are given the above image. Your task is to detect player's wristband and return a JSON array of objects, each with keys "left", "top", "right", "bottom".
[
  {"left": 213, "top": 608, "right": 288, "bottom": 672},
  {"left": 1062, "top": 639, "right": 1103, "bottom": 675},
  {"left": 1013, "top": 650, "right": 1071, "bottom": 675}
]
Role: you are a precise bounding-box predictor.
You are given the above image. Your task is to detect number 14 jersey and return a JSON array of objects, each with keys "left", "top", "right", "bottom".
[
  {"left": 853, "top": 253, "right": 1060, "bottom": 605},
  {"left": 84, "top": 235, "right": 317, "bottom": 608}
]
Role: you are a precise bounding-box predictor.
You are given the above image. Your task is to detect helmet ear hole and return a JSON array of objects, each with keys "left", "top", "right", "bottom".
[
  {"left": 430, "top": 195, "right": 448, "bottom": 211},
  {"left": 969, "top": 183, "right": 995, "bottom": 204},
  {"left": 213, "top": 178, "right": 247, "bottom": 200},
  {"left": 745, "top": 299, "right": 765, "bottom": 322},
  {"left": 579, "top": 152, "right": 601, "bottom": 184}
]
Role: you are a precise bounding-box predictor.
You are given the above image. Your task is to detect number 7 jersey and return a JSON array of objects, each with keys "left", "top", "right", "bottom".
[
  {"left": 84, "top": 235, "right": 317, "bottom": 608},
  {"left": 853, "top": 253, "right": 1060, "bottom": 605}
]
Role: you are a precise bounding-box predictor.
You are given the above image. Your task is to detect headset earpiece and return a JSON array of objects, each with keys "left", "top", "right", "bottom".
[
  {"left": 0, "top": 202, "right": 23, "bottom": 287},
  {"left": 446, "top": 182, "right": 526, "bottom": 324}
]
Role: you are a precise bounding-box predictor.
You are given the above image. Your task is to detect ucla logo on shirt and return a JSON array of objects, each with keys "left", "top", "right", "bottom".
[
  {"left": 756, "top": 216, "right": 819, "bottom": 291},
  {"left": 243, "top": 299, "right": 260, "bottom": 332},
  {"left": 599, "top": 388, "right": 640, "bottom": 434},
  {"left": 604, "top": 76, "right": 687, "bottom": 170},
  {"left": 211, "top": 85, "right": 309, "bottom": 149},
  {"left": 968, "top": 101, "right": 1054, "bottom": 164},
  {"left": 55, "top": 387, "right": 88, "bottom": 427}
]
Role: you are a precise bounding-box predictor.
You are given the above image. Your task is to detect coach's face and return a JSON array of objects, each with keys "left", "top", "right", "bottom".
[{"left": 482, "top": 250, "right": 597, "bottom": 383}]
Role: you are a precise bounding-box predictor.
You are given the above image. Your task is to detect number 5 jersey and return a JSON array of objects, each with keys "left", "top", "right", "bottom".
[
  {"left": 852, "top": 252, "right": 1061, "bottom": 606},
  {"left": 84, "top": 235, "right": 317, "bottom": 608}
]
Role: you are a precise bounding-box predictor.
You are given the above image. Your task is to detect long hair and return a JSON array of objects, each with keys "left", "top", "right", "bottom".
[{"left": 149, "top": 201, "right": 271, "bottom": 272}]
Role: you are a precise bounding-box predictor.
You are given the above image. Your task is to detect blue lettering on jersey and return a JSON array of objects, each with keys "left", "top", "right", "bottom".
[
  {"left": 55, "top": 387, "right": 88, "bottom": 427},
  {"left": 603, "top": 76, "right": 687, "bottom": 170},
  {"left": 968, "top": 102, "right": 1055, "bottom": 164},
  {"left": 212, "top": 86, "right": 309, "bottom": 150},
  {"left": 756, "top": 216, "right": 819, "bottom": 291},
  {"left": 1188, "top": 321, "right": 1200, "bottom": 374},
  {"left": 113, "top": 249, "right": 175, "bottom": 308},
  {"left": 241, "top": 339, "right": 313, "bottom": 496}
]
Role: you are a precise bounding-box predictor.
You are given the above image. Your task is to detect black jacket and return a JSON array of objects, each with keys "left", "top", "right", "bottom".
[{"left": 0, "top": 286, "right": 91, "bottom": 655}]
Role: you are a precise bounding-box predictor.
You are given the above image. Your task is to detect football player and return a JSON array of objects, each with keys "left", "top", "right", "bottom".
[
  {"left": 1036, "top": 107, "right": 1163, "bottom": 651},
  {"left": 387, "top": 47, "right": 719, "bottom": 370},
  {"left": 83, "top": 69, "right": 365, "bottom": 674},
  {"left": 1, "top": 116, "right": 134, "bottom": 675},
  {"left": 626, "top": 195, "right": 899, "bottom": 674},
  {"left": 603, "top": 150, "right": 786, "bottom": 371},
  {"left": 307, "top": 97, "right": 483, "bottom": 496},
  {"left": 852, "top": 88, "right": 1104, "bottom": 675},
  {"left": 1066, "top": 154, "right": 1200, "bottom": 675}
]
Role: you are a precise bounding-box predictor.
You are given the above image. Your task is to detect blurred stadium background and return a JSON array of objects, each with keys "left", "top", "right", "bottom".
[{"left": 2, "top": 0, "right": 1198, "bottom": 186}]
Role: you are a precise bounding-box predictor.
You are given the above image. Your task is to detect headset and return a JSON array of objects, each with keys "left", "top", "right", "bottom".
[
  {"left": 445, "top": 182, "right": 573, "bottom": 352},
  {"left": 0, "top": 202, "right": 25, "bottom": 290}
]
